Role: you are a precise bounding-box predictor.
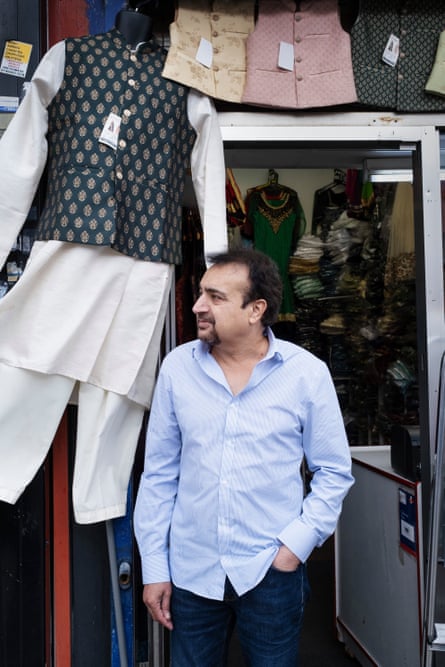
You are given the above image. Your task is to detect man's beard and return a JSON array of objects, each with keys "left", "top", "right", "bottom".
[{"left": 196, "top": 318, "right": 220, "bottom": 346}]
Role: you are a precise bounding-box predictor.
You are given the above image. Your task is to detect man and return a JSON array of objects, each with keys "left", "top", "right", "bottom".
[{"left": 134, "top": 248, "right": 354, "bottom": 666}]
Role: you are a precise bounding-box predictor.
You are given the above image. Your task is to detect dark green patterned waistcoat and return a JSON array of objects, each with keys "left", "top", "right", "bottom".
[
  {"left": 351, "top": 0, "right": 445, "bottom": 112},
  {"left": 37, "top": 29, "right": 196, "bottom": 264}
]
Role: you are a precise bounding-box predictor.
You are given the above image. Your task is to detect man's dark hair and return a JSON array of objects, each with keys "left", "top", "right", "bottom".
[{"left": 208, "top": 249, "right": 283, "bottom": 327}]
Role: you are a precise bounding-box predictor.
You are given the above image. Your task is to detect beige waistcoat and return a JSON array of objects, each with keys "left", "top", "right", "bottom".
[{"left": 162, "top": 0, "right": 254, "bottom": 103}]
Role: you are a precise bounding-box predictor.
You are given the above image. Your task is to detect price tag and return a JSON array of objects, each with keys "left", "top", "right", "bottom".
[
  {"left": 278, "top": 41, "right": 295, "bottom": 71},
  {"left": 382, "top": 34, "right": 400, "bottom": 67},
  {"left": 99, "top": 113, "right": 122, "bottom": 150},
  {"left": 196, "top": 37, "right": 213, "bottom": 69}
]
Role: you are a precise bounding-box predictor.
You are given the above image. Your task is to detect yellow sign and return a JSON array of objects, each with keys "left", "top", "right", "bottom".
[{"left": 0, "top": 40, "right": 33, "bottom": 78}]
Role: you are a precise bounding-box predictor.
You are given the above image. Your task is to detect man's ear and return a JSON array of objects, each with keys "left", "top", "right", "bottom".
[{"left": 250, "top": 299, "right": 267, "bottom": 324}]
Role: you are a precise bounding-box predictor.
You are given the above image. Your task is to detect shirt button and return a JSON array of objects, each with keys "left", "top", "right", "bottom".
[
  {"left": 212, "top": 13, "right": 219, "bottom": 20},
  {"left": 119, "top": 139, "right": 126, "bottom": 148},
  {"left": 295, "top": 55, "right": 302, "bottom": 63},
  {"left": 123, "top": 109, "right": 131, "bottom": 117},
  {"left": 116, "top": 169, "right": 123, "bottom": 180},
  {"left": 128, "top": 78, "right": 135, "bottom": 87},
  {"left": 296, "top": 75, "right": 303, "bottom": 81},
  {"left": 212, "top": 31, "right": 219, "bottom": 37},
  {"left": 295, "top": 36, "right": 302, "bottom": 43},
  {"left": 295, "top": 14, "right": 302, "bottom": 21},
  {"left": 130, "top": 53, "right": 137, "bottom": 62}
]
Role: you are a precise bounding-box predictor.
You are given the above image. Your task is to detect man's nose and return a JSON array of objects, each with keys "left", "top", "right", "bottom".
[{"left": 192, "top": 293, "right": 207, "bottom": 313}]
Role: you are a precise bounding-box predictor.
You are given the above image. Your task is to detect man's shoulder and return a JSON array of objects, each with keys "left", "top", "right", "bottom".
[
  {"left": 275, "top": 338, "right": 328, "bottom": 372},
  {"left": 275, "top": 338, "right": 321, "bottom": 361},
  {"left": 162, "top": 339, "right": 201, "bottom": 365}
]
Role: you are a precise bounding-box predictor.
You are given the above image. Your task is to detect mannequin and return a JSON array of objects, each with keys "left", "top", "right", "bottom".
[
  {"left": 115, "top": 1, "right": 158, "bottom": 47},
  {"left": 0, "top": 2, "right": 227, "bottom": 523}
]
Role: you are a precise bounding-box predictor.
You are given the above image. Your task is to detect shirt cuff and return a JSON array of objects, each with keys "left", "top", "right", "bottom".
[
  {"left": 140, "top": 551, "right": 171, "bottom": 585},
  {"left": 277, "top": 518, "right": 321, "bottom": 564}
]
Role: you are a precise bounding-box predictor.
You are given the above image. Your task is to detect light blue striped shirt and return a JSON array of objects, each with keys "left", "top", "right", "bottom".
[{"left": 134, "top": 328, "right": 354, "bottom": 599}]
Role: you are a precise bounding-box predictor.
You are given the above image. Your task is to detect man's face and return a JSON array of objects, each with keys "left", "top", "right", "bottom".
[{"left": 192, "top": 263, "right": 252, "bottom": 346}]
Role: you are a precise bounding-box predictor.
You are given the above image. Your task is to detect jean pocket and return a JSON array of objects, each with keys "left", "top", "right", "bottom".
[{"left": 270, "top": 563, "right": 300, "bottom": 574}]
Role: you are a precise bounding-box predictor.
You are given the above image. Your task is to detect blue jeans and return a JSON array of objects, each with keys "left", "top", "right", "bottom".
[{"left": 170, "top": 564, "right": 310, "bottom": 667}]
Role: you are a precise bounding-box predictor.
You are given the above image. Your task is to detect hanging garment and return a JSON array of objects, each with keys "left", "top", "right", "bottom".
[
  {"left": 161, "top": 0, "right": 255, "bottom": 103},
  {"left": 425, "top": 31, "right": 445, "bottom": 98},
  {"left": 0, "top": 30, "right": 227, "bottom": 521},
  {"left": 0, "top": 365, "right": 146, "bottom": 524},
  {"left": 247, "top": 180, "right": 306, "bottom": 321},
  {"left": 384, "top": 182, "right": 415, "bottom": 285},
  {"left": 350, "top": 0, "right": 445, "bottom": 112},
  {"left": 0, "top": 32, "right": 227, "bottom": 399},
  {"left": 226, "top": 168, "right": 247, "bottom": 229},
  {"left": 242, "top": 0, "right": 357, "bottom": 110},
  {"left": 311, "top": 171, "right": 347, "bottom": 238}
]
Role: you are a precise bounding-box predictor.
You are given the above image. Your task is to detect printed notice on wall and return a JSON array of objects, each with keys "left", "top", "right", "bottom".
[
  {"left": 399, "top": 487, "right": 417, "bottom": 556},
  {"left": 0, "top": 41, "right": 33, "bottom": 78}
]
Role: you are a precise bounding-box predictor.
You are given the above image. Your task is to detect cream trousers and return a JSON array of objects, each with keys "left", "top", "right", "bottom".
[{"left": 0, "top": 363, "right": 146, "bottom": 523}]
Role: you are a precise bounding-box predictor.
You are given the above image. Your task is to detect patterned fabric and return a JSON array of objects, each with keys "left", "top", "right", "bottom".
[
  {"left": 37, "top": 29, "right": 196, "bottom": 264},
  {"left": 351, "top": 0, "right": 445, "bottom": 112},
  {"left": 162, "top": 0, "right": 254, "bottom": 103},
  {"left": 242, "top": 0, "right": 357, "bottom": 110}
]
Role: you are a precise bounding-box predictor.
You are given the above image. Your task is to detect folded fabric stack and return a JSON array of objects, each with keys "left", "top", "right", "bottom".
[
  {"left": 289, "top": 234, "right": 325, "bottom": 300},
  {"left": 289, "top": 234, "right": 324, "bottom": 266},
  {"left": 324, "top": 227, "right": 352, "bottom": 265},
  {"left": 319, "top": 312, "right": 346, "bottom": 335}
]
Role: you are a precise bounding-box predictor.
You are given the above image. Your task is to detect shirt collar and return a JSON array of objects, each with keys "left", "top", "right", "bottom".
[{"left": 192, "top": 327, "right": 285, "bottom": 364}]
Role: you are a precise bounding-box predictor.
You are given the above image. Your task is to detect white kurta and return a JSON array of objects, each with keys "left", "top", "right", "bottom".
[{"left": 0, "top": 39, "right": 228, "bottom": 408}]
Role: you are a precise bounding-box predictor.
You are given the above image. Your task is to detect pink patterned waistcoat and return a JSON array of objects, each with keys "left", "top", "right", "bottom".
[{"left": 242, "top": 0, "right": 357, "bottom": 110}]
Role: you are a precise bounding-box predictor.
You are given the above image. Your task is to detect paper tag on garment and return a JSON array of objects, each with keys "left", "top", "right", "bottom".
[
  {"left": 0, "top": 40, "right": 33, "bottom": 78},
  {"left": 278, "top": 41, "right": 294, "bottom": 71},
  {"left": 382, "top": 34, "right": 400, "bottom": 67},
  {"left": 99, "top": 112, "right": 122, "bottom": 150},
  {"left": 196, "top": 37, "right": 213, "bottom": 68}
]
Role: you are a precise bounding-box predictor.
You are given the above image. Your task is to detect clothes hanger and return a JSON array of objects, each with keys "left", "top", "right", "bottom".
[
  {"left": 249, "top": 169, "right": 298, "bottom": 199},
  {"left": 315, "top": 169, "right": 346, "bottom": 195}
]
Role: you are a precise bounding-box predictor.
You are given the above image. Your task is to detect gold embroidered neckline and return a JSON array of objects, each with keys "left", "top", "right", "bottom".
[
  {"left": 257, "top": 191, "right": 294, "bottom": 233},
  {"left": 260, "top": 190, "right": 290, "bottom": 210}
]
